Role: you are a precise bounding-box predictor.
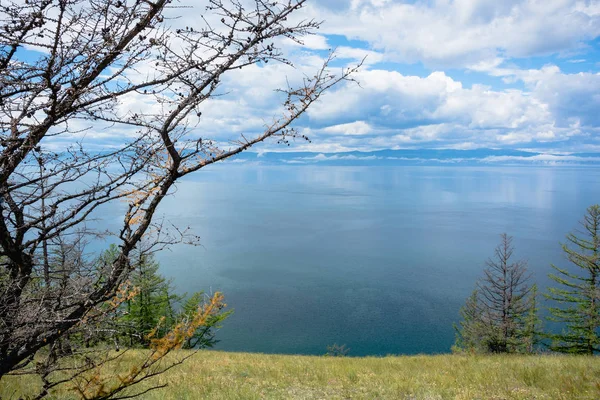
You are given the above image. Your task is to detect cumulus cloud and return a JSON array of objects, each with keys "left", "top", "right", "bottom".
[
  {"left": 38, "top": 0, "right": 600, "bottom": 154},
  {"left": 283, "top": 34, "right": 331, "bottom": 50},
  {"left": 304, "top": 0, "right": 600, "bottom": 68},
  {"left": 322, "top": 121, "right": 373, "bottom": 135},
  {"left": 303, "top": 68, "right": 570, "bottom": 149},
  {"left": 522, "top": 68, "right": 600, "bottom": 128},
  {"left": 468, "top": 62, "right": 600, "bottom": 128}
]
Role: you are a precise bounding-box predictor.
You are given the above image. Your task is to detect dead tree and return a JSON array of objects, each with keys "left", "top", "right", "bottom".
[{"left": 0, "top": 0, "right": 358, "bottom": 394}]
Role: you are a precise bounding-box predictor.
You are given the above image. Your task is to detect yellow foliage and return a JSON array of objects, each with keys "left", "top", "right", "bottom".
[
  {"left": 78, "top": 282, "right": 139, "bottom": 327},
  {"left": 70, "top": 292, "right": 226, "bottom": 399},
  {"left": 147, "top": 292, "right": 225, "bottom": 360},
  {"left": 108, "top": 281, "right": 140, "bottom": 308},
  {"left": 119, "top": 172, "right": 165, "bottom": 226}
]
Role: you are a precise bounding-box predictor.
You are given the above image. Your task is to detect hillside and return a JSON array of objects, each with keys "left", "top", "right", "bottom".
[{"left": 2, "top": 350, "right": 600, "bottom": 399}]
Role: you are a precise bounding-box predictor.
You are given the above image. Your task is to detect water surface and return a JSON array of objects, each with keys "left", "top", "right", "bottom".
[{"left": 147, "top": 166, "right": 600, "bottom": 355}]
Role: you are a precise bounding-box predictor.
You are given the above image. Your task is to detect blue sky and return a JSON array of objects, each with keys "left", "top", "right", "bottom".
[
  {"left": 180, "top": 0, "right": 600, "bottom": 155},
  {"left": 29, "top": 0, "right": 600, "bottom": 156},
  {"left": 279, "top": 0, "right": 600, "bottom": 154}
]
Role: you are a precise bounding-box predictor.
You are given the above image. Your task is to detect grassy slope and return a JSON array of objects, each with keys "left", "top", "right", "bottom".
[{"left": 2, "top": 350, "right": 600, "bottom": 399}]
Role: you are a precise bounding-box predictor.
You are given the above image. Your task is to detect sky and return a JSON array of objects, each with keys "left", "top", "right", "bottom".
[
  {"left": 24, "top": 0, "right": 600, "bottom": 156},
  {"left": 271, "top": 0, "right": 600, "bottom": 154},
  {"left": 178, "top": 0, "right": 600, "bottom": 155}
]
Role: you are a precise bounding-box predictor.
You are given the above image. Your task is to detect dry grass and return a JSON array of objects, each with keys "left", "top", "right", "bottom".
[{"left": 2, "top": 350, "right": 600, "bottom": 399}]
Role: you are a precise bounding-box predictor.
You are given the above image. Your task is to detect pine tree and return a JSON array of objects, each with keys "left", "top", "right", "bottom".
[
  {"left": 101, "top": 246, "right": 231, "bottom": 349},
  {"left": 453, "top": 290, "right": 492, "bottom": 353},
  {"left": 454, "top": 234, "right": 536, "bottom": 353},
  {"left": 521, "top": 284, "right": 542, "bottom": 353},
  {"left": 546, "top": 205, "right": 600, "bottom": 354},
  {"left": 122, "top": 251, "right": 181, "bottom": 347}
]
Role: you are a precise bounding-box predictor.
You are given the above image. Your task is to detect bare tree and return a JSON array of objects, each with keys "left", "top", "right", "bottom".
[{"left": 0, "top": 0, "right": 358, "bottom": 394}]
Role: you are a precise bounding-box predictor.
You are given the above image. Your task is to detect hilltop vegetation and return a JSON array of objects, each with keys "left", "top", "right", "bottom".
[{"left": 2, "top": 350, "right": 600, "bottom": 400}]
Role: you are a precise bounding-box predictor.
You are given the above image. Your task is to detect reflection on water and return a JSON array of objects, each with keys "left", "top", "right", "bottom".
[{"left": 133, "top": 166, "right": 600, "bottom": 355}]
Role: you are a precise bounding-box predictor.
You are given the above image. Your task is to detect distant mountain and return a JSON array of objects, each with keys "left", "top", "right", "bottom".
[{"left": 226, "top": 149, "right": 600, "bottom": 166}]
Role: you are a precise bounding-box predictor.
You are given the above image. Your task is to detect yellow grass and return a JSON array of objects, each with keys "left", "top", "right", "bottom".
[{"left": 2, "top": 350, "right": 600, "bottom": 399}]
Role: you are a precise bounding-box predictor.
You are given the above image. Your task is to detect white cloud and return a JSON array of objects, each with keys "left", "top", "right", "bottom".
[
  {"left": 481, "top": 154, "right": 600, "bottom": 164},
  {"left": 308, "top": 69, "right": 553, "bottom": 141},
  {"left": 33, "top": 0, "right": 600, "bottom": 154},
  {"left": 303, "top": 0, "right": 600, "bottom": 68},
  {"left": 292, "top": 153, "right": 383, "bottom": 162},
  {"left": 470, "top": 62, "right": 600, "bottom": 128},
  {"left": 335, "top": 47, "right": 385, "bottom": 65},
  {"left": 322, "top": 121, "right": 372, "bottom": 135},
  {"left": 283, "top": 34, "right": 330, "bottom": 50},
  {"left": 523, "top": 69, "right": 600, "bottom": 127}
]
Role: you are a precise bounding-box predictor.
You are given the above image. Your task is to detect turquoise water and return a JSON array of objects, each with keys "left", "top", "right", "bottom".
[{"left": 147, "top": 166, "right": 600, "bottom": 355}]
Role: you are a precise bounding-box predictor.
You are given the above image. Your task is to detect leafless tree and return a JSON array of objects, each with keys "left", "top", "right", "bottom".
[{"left": 0, "top": 0, "right": 358, "bottom": 395}]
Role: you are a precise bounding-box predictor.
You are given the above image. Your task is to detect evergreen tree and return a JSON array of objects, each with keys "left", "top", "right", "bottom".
[
  {"left": 453, "top": 290, "right": 493, "bottom": 353},
  {"left": 87, "top": 245, "right": 231, "bottom": 350},
  {"left": 121, "top": 250, "right": 181, "bottom": 347},
  {"left": 454, "top": 234, "right": 536, "bottom": 353},
  {"left": 546, "top": 205, "right": 600, "bottom": 354},
  {"left": 522, "top": 284, "right": 542, "bottom": 353}
]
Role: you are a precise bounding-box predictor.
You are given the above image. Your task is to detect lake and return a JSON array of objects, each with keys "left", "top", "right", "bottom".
[{"left": 144, "top": 165, "right": 600, "bottom": 356}]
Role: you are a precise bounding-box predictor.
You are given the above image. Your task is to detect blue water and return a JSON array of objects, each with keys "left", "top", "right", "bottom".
[{"left": 142, "top": 166, "right": 600, "bottom": 356}]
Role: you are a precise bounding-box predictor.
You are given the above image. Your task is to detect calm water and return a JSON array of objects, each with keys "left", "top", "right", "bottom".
[{"left": 135, "top": 166, "right": 600, "bottom": 355}]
